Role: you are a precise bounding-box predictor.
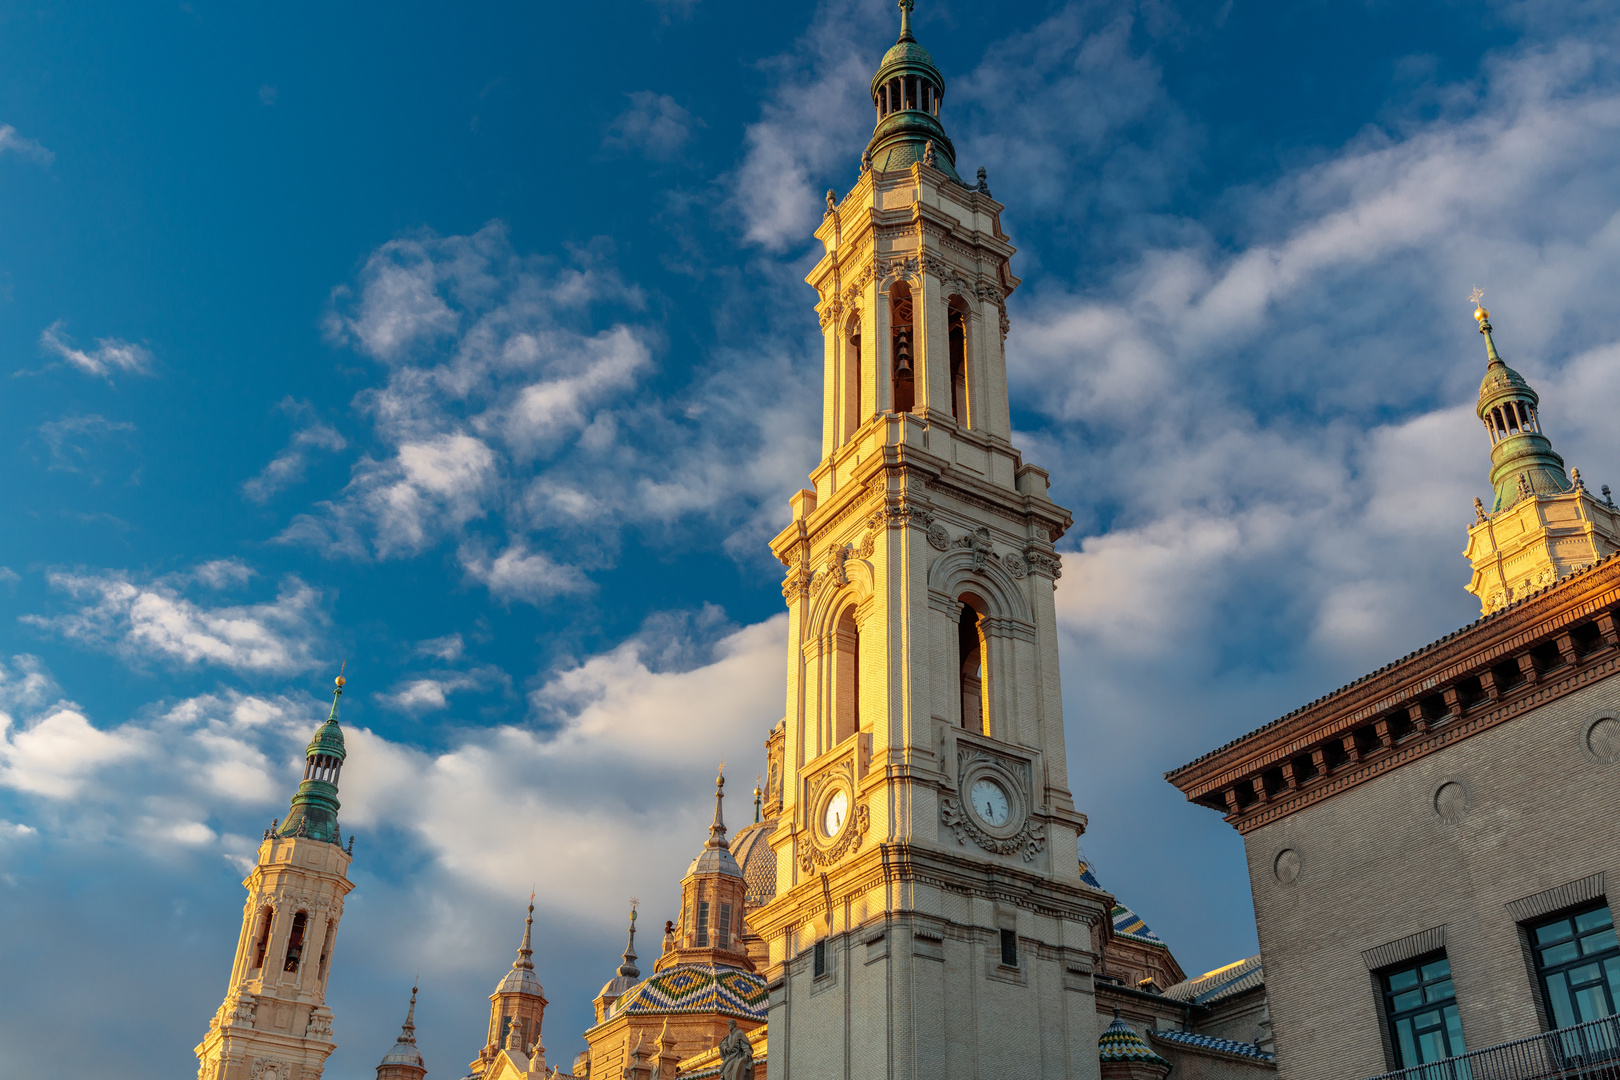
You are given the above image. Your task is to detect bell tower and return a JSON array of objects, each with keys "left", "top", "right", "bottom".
[
  {"left": 752, "top": 3, "right": 1108, "bottom": 1077},
  {"left": 1462, "top": 297, "right": 1620, "bottom": 614},
  {"left": 195, "top": 674, "right": 355, "bottom": 1080}
]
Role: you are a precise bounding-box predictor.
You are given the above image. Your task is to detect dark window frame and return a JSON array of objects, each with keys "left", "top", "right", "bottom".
[
  {"left": 1379, "top": 952, "right": 1465, "bottom": 1068},
  {"left": 999, "top": 928, "right": 1019, "bottom": 968},
  {"left": 813, "top": 940, "right": 827, "bottom": 978},
  {"left": 1527, "top": 902, "right": 1620, "bottom": 1031}
]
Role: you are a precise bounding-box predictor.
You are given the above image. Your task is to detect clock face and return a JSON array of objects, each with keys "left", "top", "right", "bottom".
[
  {"left": 970, "top": 778, "right": 1011, "bottom": 827},
  {"left": 823, "top": 790, "right": 849, "bottom": 836}
]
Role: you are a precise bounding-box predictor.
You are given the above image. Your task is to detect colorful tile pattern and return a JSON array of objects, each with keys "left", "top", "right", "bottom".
[
  {"left": 1149, "top": 1028, "right": 1275, "bottom": 1061},
  {"left": 610, "top": 963, "right": 768, "bottom": 1022},
  {"left": 1098, "top": 1014, "right": 1171, "bottom": 1066}
]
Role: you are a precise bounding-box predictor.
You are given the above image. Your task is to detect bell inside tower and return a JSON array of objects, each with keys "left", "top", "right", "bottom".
[{"left": 891, "top": 282, "right": 915, "bottom": 414}]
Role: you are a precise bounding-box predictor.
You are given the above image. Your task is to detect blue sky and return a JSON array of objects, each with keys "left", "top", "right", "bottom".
[{"left": 5, "top": 0, "right": 1620, "bottom": 1076}]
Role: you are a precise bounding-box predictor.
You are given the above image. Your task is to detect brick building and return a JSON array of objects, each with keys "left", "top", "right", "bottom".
[{"left": 1167, "top": 303, "right": 1620, "bottom": 1079}]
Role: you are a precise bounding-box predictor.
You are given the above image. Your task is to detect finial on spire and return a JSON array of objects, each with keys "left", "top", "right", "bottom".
[
  {"left": 1469, "top": 287, "right": 1505, "bottom": 364},
  {"left": 897, "top": 0, "right": 915, "bottom": 43},
  {"left": 705, "top": 768, "right": 729, "bottom": 850},
  {"left": 401, "top": 983, "right": 419, "bottom": 1039},
  {"left": 753, "top": 775, "right": 763, "bottom": 824},
  {"left": 514, "top": 897, "right": 536, "bottom": 970},
  {"left": 617, "top": 898, "right": 641, "bottom": 979},
  {"left": 1474, "top": 496, "right": 1488, "bottom": 523}
]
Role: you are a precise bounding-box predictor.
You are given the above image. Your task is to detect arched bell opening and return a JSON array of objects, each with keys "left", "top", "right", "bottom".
[
  {"left": 957, "top": 594, "right": 988, "bottom": 735},
  {"left": 833, "top": 605, "right": 861, "bottom": 746},
  {"left": 948, "top": 295, "right": 970, "bottom": 426},
  {"left": 844, "top": 312, "right": 864, "bottom": 439},
  {"left": 890, "top": 281, "right": 915, "bottom": 414}
]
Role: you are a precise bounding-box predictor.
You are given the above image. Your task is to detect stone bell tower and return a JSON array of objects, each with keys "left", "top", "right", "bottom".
[
  {"left": 195, "top": 674, "right": 355, "bottom": 1080},
  {"left": 752, "top": 3, "right": 1109, "bottom": 1077},
  {"left": 1462, "top": 298, "right": 1620, "bottom": 614}
]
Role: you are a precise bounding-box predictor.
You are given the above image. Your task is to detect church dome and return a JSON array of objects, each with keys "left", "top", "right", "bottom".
[
  {"left": 863, "top": 0, "right": 962, "bottom": 181},
  {"left": 603, "top": 963, "right": 768, "bottom": 1025},
  {"left": 728, "top": 819, "right": 778, "bottom": 907},
  {"left": 494, "top": 964, "right": 546, "bottom": 996},
  {"left": 379, "top": 1040, "right": 425, "bottom": 1069},
  {"left": 685, "top": 845, "right": 743, "bottom": 878},
  {"left": 305, "top": 716, "right": 346, "bottom": 760}
]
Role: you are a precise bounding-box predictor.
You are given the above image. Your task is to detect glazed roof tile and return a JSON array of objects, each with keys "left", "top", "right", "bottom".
[
  {"left": 1149, "top": 1028, "right": 1275, "bottom": 1062},
  {"left": 1163, "top": 955, "right": 1264, "bottom": 1004}
]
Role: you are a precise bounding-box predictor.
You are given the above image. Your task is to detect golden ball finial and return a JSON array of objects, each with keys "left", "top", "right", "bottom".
[
  {"left": 335, "top": 674, "right": 346, "bottom": 688},
  {"left": 1474, "top": 306, "right": 1489, "bottom": 323}
]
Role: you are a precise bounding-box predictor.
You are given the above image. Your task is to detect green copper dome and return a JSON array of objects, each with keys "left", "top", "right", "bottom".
[
  {"left": 275, "top": 675, "right": 348, "bottom": 846},
  {"left": 863, "top": 0, "right": 962, "bottom": 182},
  {"left": 1472, "top": 312, "right": 1571, "bottom": 514}
]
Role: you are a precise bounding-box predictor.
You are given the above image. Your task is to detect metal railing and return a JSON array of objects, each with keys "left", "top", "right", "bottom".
[{"left": 1367, "top": 1015, "right": 1620, "bottom": 1080}]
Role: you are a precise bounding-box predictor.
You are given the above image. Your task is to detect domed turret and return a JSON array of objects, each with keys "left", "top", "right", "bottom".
[
  {"left": 276, "top": 673, "right": 349, "bottom": 845},
  {"left": 375, "top": 985, "right": 426, "bottom": 1080},
  {"left": 864, "top": 0, "right": 961, "bottom": 180},
  {"left": 1473, "top": 304, "right": 1572, "bottom": 513},
  {"left": 469, "top": 899, "right": 548, "bottom": 1074}
]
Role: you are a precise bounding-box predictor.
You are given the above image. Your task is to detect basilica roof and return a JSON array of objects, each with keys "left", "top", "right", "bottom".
[
  {"left": 1080, "top": 861, "right": 1167, "bottom": 946},
  {"left": 729, "top": 818, "right": 778, "bottom": 907},
  {"left": 605, "top": 963, "right": 768, "bottom": 1024},
  {"left": 1149, "top": 1028, "right": 1275, "bottom": 1062},
  {"left": 1162, "top": 955, "right": 1264, "bottom": 1005}
]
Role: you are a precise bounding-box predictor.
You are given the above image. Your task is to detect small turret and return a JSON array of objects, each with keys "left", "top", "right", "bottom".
[
  {"left": 277, "top": 673, "right": 348, "bottom": 845},
  {"left": 470, "top": 899, "right": 549, "bottom": 1074},
  {"left": 864, "top": 0, "right": 961, "bottom": 180},
  {"left": 1462, "top": 295, "right": 1620, "bottom": 613},
  {"left": 1472, "top": 302, "right": 1572, "bottom": 513},
  {"left": 375, "top": 985, "right": 426, "bottom": 1080}
]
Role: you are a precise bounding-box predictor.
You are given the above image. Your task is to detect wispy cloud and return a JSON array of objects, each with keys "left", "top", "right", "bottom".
[
  {"left": 36, "top": 415, "right": 137, "bottom": 476},
  {"left": 605, "top": 92, "right": 702, "bottom": 160},
  {"left": 22, "top": 565, "right": 328, "bottom": 675},
  {"left": 0, "top": 125, "right": 53, "bottom": 166},
  {"left": 38, "top": 321, "right": 152, "bottom": 379},
  {"left": 242, "top": 398, "right": 347, "bottom": 502}
]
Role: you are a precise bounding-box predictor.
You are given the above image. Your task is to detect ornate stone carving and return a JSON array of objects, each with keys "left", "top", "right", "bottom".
[
  {"left": 225, "top": 993, "right": 257, "bottom": 1028},
  {"left": 941, "top": 797, "right": 1046, "bottom": 862},
  {"left": 799, "top": 761, "right": 869, "bottom": 872},
  {"left": 867, "top": 504, "right": 934, "bottom": 533},
  {"left": 956, "top": 526, "right": 995, "bottom": 570},
  {"left": 250, "top": 1058, "right": 288, "bottom": 1080},
  {"left": 304, "top": 1008, "right": 334, "bottom": 1041},
  {"left": 1022, "top": 548, "right": 1062, "bottom": 579},
  {"left": 782, "top": 550, "right": 814, "bottom": 601},
  {"left": 815, "top": 544, "right": 851, "bottom": 592},
  {"left": 926, "top": 521, "right": 951, "bottom": 551},
  {"left": 942, "top": 744, "right": 1046, "bottom": 862},
  {"left": 1002, "top": 553, "right": 1027, "bottom": 579}
]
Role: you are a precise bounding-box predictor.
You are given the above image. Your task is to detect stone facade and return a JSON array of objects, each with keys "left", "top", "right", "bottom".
[{"left": 749, "top": 8, "right": 1110, "bottom": 1080}]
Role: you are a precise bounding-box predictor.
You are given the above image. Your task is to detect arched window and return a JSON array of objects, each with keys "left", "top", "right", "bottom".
[
  {"left": 958, "top": 598, "right": 987, "bottom": 734},
  {"left": 834, "top": 606, "right": 860, "bottom": 745},
  {"left": 316, "top": 918, "right": 335, "bottom": 984},
  {"left": 845, "top": 314, "right": 863, "bottom": 438},
  {"left": 283, "top": 911, "right": 308, "bottom": 973},
  {"left": 890, "top": 282, "right": 915, "bottom": 414},
  {"left": 948, "top": 297, "right": 969, "bottom": 425},
  {"left": 251, "top": 905, "right": 274, "bottom": 970}
]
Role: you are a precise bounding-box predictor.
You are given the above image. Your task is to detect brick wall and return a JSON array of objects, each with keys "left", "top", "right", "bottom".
[{"left": 1245, "top": 672, "right": 1620, "bottom": 1080}]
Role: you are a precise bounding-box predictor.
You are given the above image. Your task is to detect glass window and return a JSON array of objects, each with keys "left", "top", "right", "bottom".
[
  {"left": 696, "top": 900, "right": 710, "bottom": 947},
  {"left": 1383, "top": 956, "right": 1466, "bottom": 1067},
  {"left": 1532, "top": 904, "right": 1620, "bottom": 1029},
  {"left": 813, "top": 940, "right": 827, "bottom": 978},
  {"left": 1000, "top": 928, "right": 1018, "bottom": 968}
]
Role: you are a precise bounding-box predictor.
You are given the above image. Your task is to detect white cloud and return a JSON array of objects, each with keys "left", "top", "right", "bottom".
[
  {"left": 23, "top": 566, "right": 328, "bottom": 674},
  {"left": 0, "top": 615, "right": 783, "bottom": 928},
  {"left": 414, "top": 633, "right": 465, "bottom": 661},
  {"left": 38, "top": 321, "right": 152, "bottom": 378},
  {"left": 36, "top": 415, "right": 137, "bottom": 475},
  {"left": 0, "top": 124, "right": 52, "bottom": 166},
  {"left": 375, "top": 670, "right": 495, "bottom": 714},
  {"left": 458, "top": 541, "right": 592, "bottom": 604},
  {"left": 605, "top": 92, "right": 701, "bottom": 160},
  {"left": 242, "top": 398, "right": 347, "bottom": 502}
]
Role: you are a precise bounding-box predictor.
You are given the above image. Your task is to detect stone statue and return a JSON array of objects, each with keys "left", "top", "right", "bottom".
[{"left": 718, "top": 1018, "right": 754, "bottom": 1080}]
